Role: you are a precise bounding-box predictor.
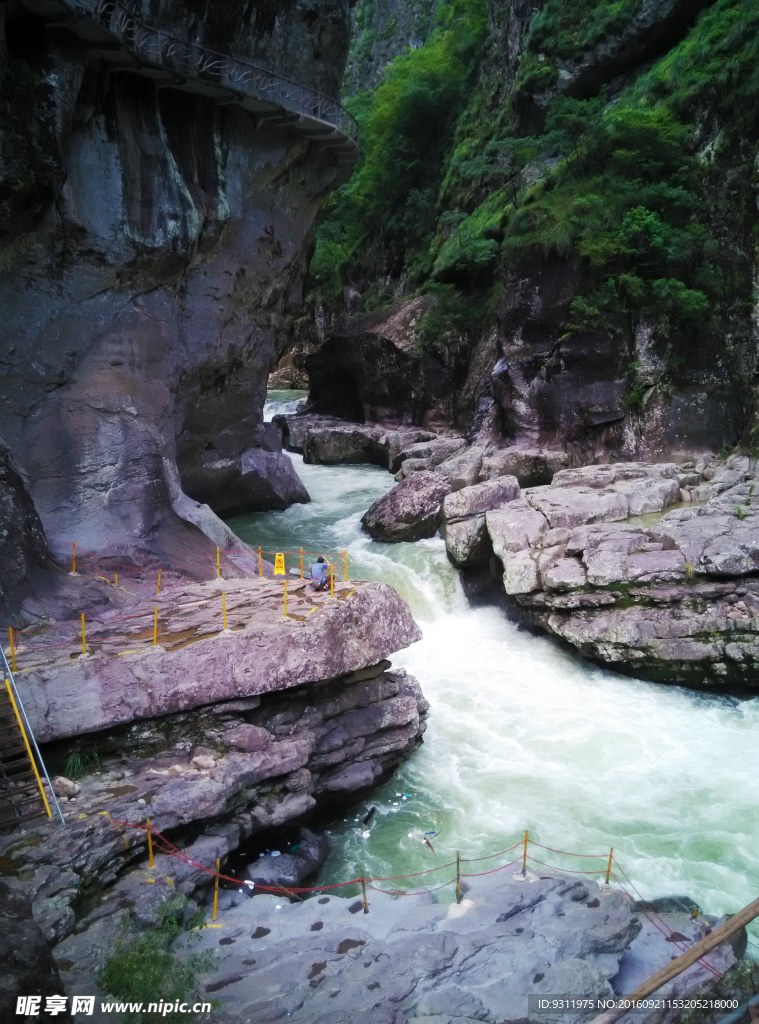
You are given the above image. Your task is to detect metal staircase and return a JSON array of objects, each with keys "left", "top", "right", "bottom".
[{"left": 0, "top": 649, "right": 64, "bottom": 830}]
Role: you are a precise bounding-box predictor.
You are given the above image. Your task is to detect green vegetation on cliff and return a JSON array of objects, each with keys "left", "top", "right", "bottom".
[
  {"left": 309, "top": 0, "right": 487, "bottom": 307},
  {"left": 310, "top": 0, "right": 759, "bottom": 365}
]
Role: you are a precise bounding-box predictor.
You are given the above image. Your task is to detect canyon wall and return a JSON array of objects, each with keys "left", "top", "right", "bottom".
[
  {"left": 0, "top": 0, "right": 353, "bottom": 568},
  {"left": 302, "top": 0, "right": 759, "bottom": 461}
]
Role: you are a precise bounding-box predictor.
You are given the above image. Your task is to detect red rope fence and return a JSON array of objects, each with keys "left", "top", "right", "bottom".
[{"left": 103, "top": 815, "right": 728, "bottom": 979}]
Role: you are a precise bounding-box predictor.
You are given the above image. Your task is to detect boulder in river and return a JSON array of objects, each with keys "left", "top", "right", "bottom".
[
  {"left": 245, "top": 828, "right": 328, "bottom": 890},
  {"left": 362, "top": 471, "right": 453, "bottom": 543}
]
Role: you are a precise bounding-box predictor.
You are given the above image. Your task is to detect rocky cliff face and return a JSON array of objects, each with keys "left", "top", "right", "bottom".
[
  {"left": 301, "top": 0, "right": 759, "bottom": 463},
  {"left": 0, "top": 0, "right": 353, "bottom": 568}
]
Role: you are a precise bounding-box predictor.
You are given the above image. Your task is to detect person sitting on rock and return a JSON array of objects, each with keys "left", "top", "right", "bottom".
[{"left": 310, "top": 556, "right": 331, "bottom": 591}]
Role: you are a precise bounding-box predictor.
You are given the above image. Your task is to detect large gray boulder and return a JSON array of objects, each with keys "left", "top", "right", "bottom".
[
  {"left": 181, "top": 447, "right": 309, "bottom": 517},
  {"left": 443, "top": 475, "right": 520, "bottom": 522},
  {"left": 362, "top": 472, "right": 453, "bottom": 543}
]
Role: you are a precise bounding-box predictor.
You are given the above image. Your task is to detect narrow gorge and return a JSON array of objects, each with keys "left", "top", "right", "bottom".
[{"left": 1, "top": 0, "right": 759, "bottom": 1021}]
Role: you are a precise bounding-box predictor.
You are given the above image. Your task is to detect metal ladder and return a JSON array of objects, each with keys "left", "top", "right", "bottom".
[{"left": 0, "top": 647, "right": 64, "bottom": 829}]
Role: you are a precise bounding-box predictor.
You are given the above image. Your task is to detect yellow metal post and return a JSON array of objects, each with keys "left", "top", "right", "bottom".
[
  {"left": 361, "top": 876, "right": 369, "bottom": 914},
  {"left": 216, "top": 546, "right": 221, "bottom": 578},
  {"left": 330, "top": 563, "right": 334, "bottom": 598},
  {"left": 259, "top": 546, "right": 263, "bottom": 577},
  {"left": 456, "top": 851, "right": 462, "bottom": 904},
  {"left": 147, "top": 817, "right": 154, "bottom": 868},
  {"left": 345, "top": 549, "right": 348, "bottom": 582},
  {"left": 300, "top": 547, "right": 304, "bottom": 579},
  {"left": 114, "top": 573, "right": 118, "bottom": 586},
  {"left": 81, "top": 614, "right": 86, "bottom": 656},
  {"left": 522, "top": 830, "right": 529, "bottom": 875},
  {"left": 605, "top": 847, "right": 614, "bottom": 885},
  {"left": 153, "top": 606, "right": 158, "bottom": 646},
  {"left": 283, "top": 581, "right": 287, "bottom": 618},
  {"left": 213, "top": 858, "right": 220, "bottom": 921},
  {"left": 222, "top": 592, "right": 227, "bottom": 631},
  {"left": 72, "top": 540, "right": 76, "bottom": 574},
  {"left": 5, "top": 678, "right": 52, "bottom": 818},
  {"left": 8, "top": 627, "right": 16, "bottom": 672},
  {"left": 157, "top": 569, "right": 162, "bottom": 595}
]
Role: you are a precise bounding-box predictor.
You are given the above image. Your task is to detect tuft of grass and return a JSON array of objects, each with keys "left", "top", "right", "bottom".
[
  {"left": 64, "top": 747, "right": 102, "bottom": 780},
  {"left": 98, "top": 897, "right": 215, "bottom": 1023}
]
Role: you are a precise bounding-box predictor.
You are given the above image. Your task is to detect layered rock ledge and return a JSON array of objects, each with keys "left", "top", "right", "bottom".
[
  {"left": 1, "top": 574, "right": 428, "bottom": 997},
  {"left": 15, "top": 577, "right": 420, "bottom": 742},
  {"left": 436, "top": 454, "right": 759, "bottom": 688}
]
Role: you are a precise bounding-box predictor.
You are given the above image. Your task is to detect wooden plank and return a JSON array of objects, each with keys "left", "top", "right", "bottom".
[{"left": 591, "top": 896, "right": 759, "bottom": 1024}]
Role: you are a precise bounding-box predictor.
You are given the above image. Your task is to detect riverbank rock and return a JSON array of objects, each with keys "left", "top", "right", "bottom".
[
  {"left": 173, "top": 870, "right": 741, "bottom": 1023},
  {"left": 17, "top": 578, "right": 421, "bottom": 743},
  {"left": 274, "top": 413, "right": 437, "bottom": 469},
  {"left": 362, "top": 472, "right": 453, "bottom": 542},
  {"left": 442, "top": 476, "right": 520, "bottom": 568},
  {"left": 482, "top": 459, "right": 759, "bottom": 688}
]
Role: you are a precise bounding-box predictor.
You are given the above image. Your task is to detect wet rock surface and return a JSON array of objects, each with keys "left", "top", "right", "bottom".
[
  {"left": 245, "top": 827, "right": 328, "bottom": 889},
  {"left": 174, "top": 870, "right": 739, "bottom": 1023}
]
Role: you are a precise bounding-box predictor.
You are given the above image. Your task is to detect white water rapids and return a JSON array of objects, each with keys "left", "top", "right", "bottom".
[{"left": 226, "top": 392, "right": 759, "bottom": 944}]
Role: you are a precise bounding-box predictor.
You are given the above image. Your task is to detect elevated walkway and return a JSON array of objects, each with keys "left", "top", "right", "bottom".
[{"left": 22, "top": 0, "right": 360, "bottom": 181}]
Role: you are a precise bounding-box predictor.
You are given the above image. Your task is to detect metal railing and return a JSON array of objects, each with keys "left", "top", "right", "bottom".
[
  {"left": 60, "top": 0, "right": 359, "bottom": 146},
  {"left": 1, "top": 646, "right": 65, "bottom": 827}
]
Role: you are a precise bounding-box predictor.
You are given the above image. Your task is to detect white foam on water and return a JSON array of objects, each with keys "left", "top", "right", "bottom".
[
  {"left": 263, "top": 390, "right": 308, "bottom": 422},
  {"left": 228, "top": 448, "right": 759, "bottom": 940}
]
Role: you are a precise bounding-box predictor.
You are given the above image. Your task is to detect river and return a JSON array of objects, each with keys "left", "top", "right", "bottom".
[{"left": 226, "top": 391, "right": 759, "bottom": 945}]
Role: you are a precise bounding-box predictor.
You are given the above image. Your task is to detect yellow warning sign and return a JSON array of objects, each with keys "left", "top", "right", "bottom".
[{"left": 274, "top": 552, "right": 285, "bottom": 575}]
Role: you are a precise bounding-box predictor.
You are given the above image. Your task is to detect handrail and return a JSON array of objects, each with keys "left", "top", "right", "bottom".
[
  {"left": 1, "top": 646, "right": 65, "bottom": 825},
  {"left": 57, "top": 0, "right": 359, "bottom": 146}
]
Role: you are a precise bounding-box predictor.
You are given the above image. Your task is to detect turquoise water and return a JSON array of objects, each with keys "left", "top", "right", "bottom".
[{"left": 226, "top": 394, "right": 759, "bottom": 944}]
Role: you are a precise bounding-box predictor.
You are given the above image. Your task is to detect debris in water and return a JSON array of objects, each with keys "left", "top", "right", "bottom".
[
  {"left": 362, "top": 831, "right": 371, "bottom": 838},
  {"left": 362, "top": 806, "right": 376, "bottom": 825}
]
